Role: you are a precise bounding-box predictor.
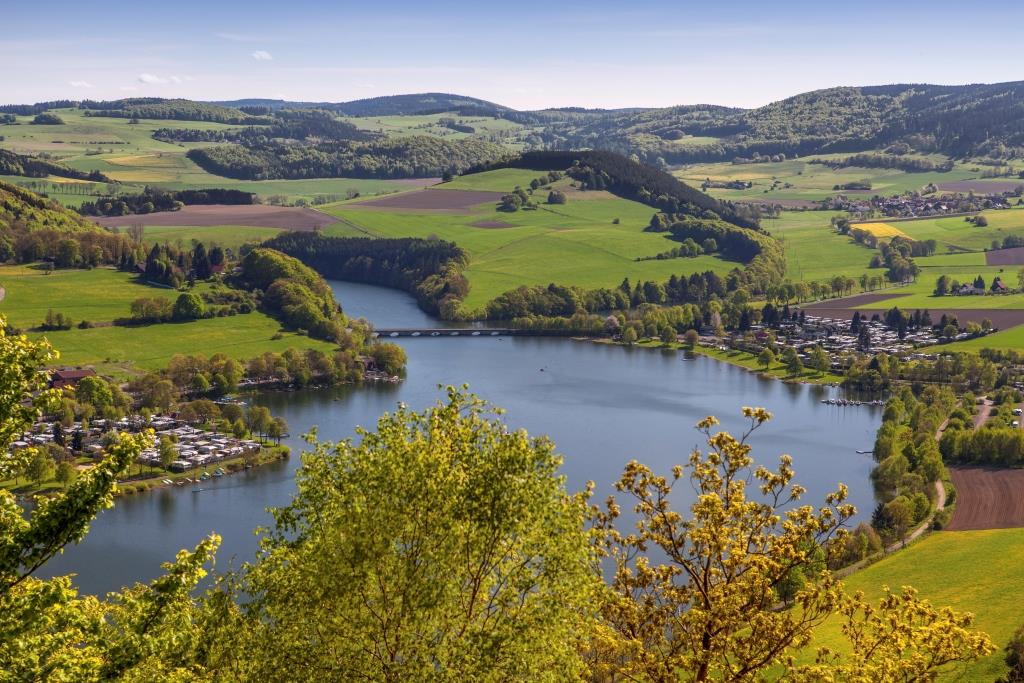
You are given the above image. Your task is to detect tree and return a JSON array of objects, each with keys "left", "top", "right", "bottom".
[
  {"left": 782, "top": 346, "right": 804, "bottom": 376},
  {"left": 592, "top": 408, "right": 993, "bottom": 681},
  {"left": 758, "top": 347, "right": 775, "bottom": 371},
  {"left": 158, "top": 436, "right": 177, "bottom": 470},
  {"left": 192, "top": 242, "right": 212, "bottom": 279},
  {"left": 55, "top": 461, "right": 76, "bottom": 487},
  {"left": 75, "top": 375, "right": 113, "bottom": 412},
  {"left": 267, "top": 417, "right": 287, "bottom": 445},
  {"left": 368, "top": 342, "right": 407, "bottom": 375},
  {"left": 246, "top": 405, "right": 272, "bottom": 440},
  {"left": 232, "top": 418, "right": 248, "bottom": 439},
  {"left": 660, "top": 325, "right": 677, "bottom": 343},
  {"left": 219, "top": 389, "right": 598, "bottom": 680},
  {"left": 684, "top": 328, "right": 699, "bottom": 347},
  {"left": 622, "top": 326, "right": 638, "bottom": 345},
  {"left": 810, "top": 345, "right": 831, "bottom": 373},
  {"left": 935, "top": 274, "right": 950, "bottom": 296},
  {"left": 172, "top": 292, "right": 205, "bottom": 321},
  {"left": 25, "top": 449, "right": 54, "bottom": 488},
  {"left": 0, "top": 314, "right": 222, "bottom": 680}
]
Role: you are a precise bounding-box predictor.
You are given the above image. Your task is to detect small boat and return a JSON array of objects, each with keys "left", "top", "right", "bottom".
[
  {"left": 431, "top": 332, "right": 440, "bottom": 337},
  {"left": 161, "top": 479, "right": 173, "bottom": 485},
  {"left": 856, "top": 450, "right": 873, "bottom": 455},
  {"left": 411, "top": 332, "right": 421, "bottom": 337}
]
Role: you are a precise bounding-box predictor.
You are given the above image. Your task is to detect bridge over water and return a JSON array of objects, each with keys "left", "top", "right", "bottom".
[{"left": 371, "top": 328, "right": 518, "bottom": 338}]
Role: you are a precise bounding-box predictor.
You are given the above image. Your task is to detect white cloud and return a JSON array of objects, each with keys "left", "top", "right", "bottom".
[
  {"left": 215, "top": 32, "right": 258, "bottom": 42},
  {"left": 137, "top": 73, "right": 190, "bottom": 85},
  {"left": 251, "top": 50, "right": 273, "bottom": 61},
  {"left": 69, "top": 80, "right": 93, "bottom": 88}
]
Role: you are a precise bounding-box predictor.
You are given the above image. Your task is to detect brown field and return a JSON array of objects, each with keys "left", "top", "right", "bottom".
[
  {"left": 349, "top": 188, "right": 504, "bottom": 212},
  {"left": 986, "top": 247, "right": 1024, "bottom": 266},
  {"left": 947, "top": 467, "right": 1024, "bottom": 530},
  {"left": 92, "top": 205, "right": 335, "bottom": 230},
  {"left": 803, "top": 292, "right": 911, "bottom": 309},
  {"left": 938, "top": 180, "right": 1024, "bottom": 193},
  {"left": 470, "top": 220, "right": 516, "bottom": 229}
]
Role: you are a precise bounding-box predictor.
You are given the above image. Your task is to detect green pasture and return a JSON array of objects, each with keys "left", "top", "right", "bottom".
[
  {"left": 441, "top": 167, "right": 550, "bottom": 192},
  {"left": 339, "top": 111, "right": 528, "bottom": 142},
  {"left": 1, "top": 109, "right": 423, "bottom": 200},
  {"left": 323, "top": 175, "right": 743, "bottom": 311},
  {"left": 763, "top": 211, "right": 877, "bottom": 282},
  {"left": 943, "top": 325, "right": 1024, "bottom": 352},
  {"left": 0, "top": 265, "right": 181, "bottom": 329},
  {"left": 140, "top": 225, "right": 283, "bottom": 251},
  {"left": 865, "top": 207, "right": 1024, "bottom": 252},
  {"left": 36, "top": 312, "right": 334, "bottom": 372},
  {"left": 674, "top": 156, "right": 979, "bottom": 202},
  {"left": 807, "top": 529, "right": 1024, "bottom": 681}
]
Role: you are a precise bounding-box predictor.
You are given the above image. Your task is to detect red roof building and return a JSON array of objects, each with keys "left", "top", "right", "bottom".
[{"left": 50, "top": 368, "right": 97, "bottom": 389}]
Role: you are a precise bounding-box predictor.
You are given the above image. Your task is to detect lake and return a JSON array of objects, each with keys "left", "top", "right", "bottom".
[{"left": 41, "top": 281, "right": 882, "bottom": 594}]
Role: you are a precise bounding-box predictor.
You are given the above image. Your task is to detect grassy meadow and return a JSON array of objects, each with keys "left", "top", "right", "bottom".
[
  {"left": 763, "top": 211, "right": 876, "bottom": 282},
  {"left": 339, "top": 111, "right": 531, "bottom": 148},
  {"left": 674, "top": 155, "right": 982, "bottom": 202},
  {"left": 0, "top": 264, "right": 334, "bottom": 375},
  {"left": 323, "top": 173, "right": 743, "bottom": 311},
  {"left": 36, "top": 313, "right": 334, "bottom": 373},
  {"left": 0, "top": 265, "right": 182, "bottom": 329},
  {"left": 0, "top": 109, "right": 428, "bottom": 203},
  {"left": 140, "top": 225, "right": 283, "bottom": 251},
  {"left": 807, "top": 529, "right": 1024, "bottom": 682},
  {"left": 853, "top": 207, "right": 1024, "bottom": 253}
]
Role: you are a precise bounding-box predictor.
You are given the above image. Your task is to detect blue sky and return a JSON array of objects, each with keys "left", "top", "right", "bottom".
[{"left": 3, "top": 0, "right": 1023, "bottom": 109}]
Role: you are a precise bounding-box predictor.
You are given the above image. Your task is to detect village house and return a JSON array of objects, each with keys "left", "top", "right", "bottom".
[{"left": 49, "top": 367, "right": 97, "bottom": 389}]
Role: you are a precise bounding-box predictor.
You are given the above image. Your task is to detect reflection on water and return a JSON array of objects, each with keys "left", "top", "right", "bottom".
[{"left": 41, "top": 281, "right": 881, "bottom": 595}]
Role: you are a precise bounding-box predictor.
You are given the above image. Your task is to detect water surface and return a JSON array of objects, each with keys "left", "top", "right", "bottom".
[{"left": 42, "top": 281, "right": 881, "bottom": 594}]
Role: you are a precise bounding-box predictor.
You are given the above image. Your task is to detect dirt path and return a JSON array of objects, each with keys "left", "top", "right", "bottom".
[
  {"left": 973, "top": 398, "right": 993, "bottom": 429},
  {"left": 890, "top": 480, "right": 946, "bottom": 550},
  {"left": 0, "top": 286, "right": 5, "bottom": 303}
]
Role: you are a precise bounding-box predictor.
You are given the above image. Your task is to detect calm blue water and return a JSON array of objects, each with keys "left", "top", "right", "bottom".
[{"left": 42, "top": 281, "right": 881, "bottom": 594}]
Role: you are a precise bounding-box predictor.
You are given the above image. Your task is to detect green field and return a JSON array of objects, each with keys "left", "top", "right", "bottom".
[
  {"left": 0, "top": 265, "right": 181, "bottom": 329},
  {"left": 0, "top": 264, "right": 334, "bottom": 374},
  {"left": 943, "top": 325, "right": 1024, "bottom": 352},
  {"left": 36, "top": 312, "right": 334, "bottom": 372},
  {"left": 141, "top": 225, "right": 283, "bottom": 251},
  {"left": 808, "top": 529, "right": 1024, "bottom": 681},
  {"left": 675, "top": 156, "right": 981, "bottom": 202},
  {"left": 860, "top": 207, "right": 1024, "bottom": 252},
  {"left": 439, "top": 167, "right": 550, "bottom": 192},
  {"left": 339, "top": 111, "right": 530, "bottom": 147},
  {"left": 0, "top": 110, "right": 427, "bottom": 203},
  {"left": 764, "top": 211, "right": 877, "bottom": 282},
  {"left": 323, "top": 173, "right": 743, "bottom": 311}
]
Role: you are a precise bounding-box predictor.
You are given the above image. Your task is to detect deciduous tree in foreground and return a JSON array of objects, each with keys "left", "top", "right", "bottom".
[
  {"left": 0, "top": 317, "right": 219, "bottom": 682},
  {"left": 592, "top": 408, "right": 993, "bottom": 682}
]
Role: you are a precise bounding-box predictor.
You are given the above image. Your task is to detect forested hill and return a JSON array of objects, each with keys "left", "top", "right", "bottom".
[
  {"left": 214, "top": 93, "right": 511, "bottom": 117},
  {"left": 0, "top": 149, "right": 112, "bottom": 183},
  {"left": 475, "top": 150, "right": 759, "bottom": 229},
  {"left": 0, "top": 181, "right": 101, "bottom": 232},
  {"left": 78, "top": 98, "right": 270, "bottom": 125},
  {"left": 545, "top": 81, "right": 1024, "bottom": 163}
]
